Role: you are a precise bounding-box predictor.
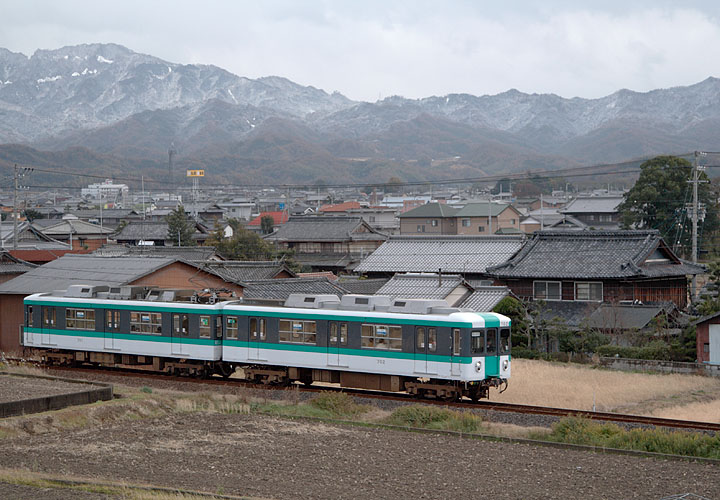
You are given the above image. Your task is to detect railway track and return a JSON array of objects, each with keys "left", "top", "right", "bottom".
[{"left": 8, "top": 358, "right": 719, "bottom": 433}]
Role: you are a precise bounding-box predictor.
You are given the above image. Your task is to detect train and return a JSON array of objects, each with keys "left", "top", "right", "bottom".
[{"left": 21, "top": 284, "right": 511, "bottom": 401}]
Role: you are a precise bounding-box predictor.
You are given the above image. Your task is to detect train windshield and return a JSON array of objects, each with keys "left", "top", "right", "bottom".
[
  {"left": 471, "top": 330, "right": 483, "bottom": 354},
  {"left": 500, "top": 328, "right": 511, "bottom": 354},
  {"left": 485, "top": 328, "right": 497, "bottom": 355}
]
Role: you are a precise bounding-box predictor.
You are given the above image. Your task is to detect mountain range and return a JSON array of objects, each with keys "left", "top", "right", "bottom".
[{"left": 1, "top": 43, "right": 719, "bottom": 186}]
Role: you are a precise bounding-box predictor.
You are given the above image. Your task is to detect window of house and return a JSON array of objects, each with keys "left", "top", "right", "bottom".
[
  {"left": 461, "top": 219, "right": 471, "bottom": 227},
  {"left": 66, "top": 308, "right": 95, "bottom": 330},
  {"left": 362, "top": 324, "right": 402, "bottom": 350},
  {"left": 703, "top": 343, "right": 710, "bottom": 353},
  {"left": 226, "top": 316, "right": 238, "bottom": 339},
  {"left": 431, "top": 219, "right": 438, "bottom": 227},
  {"left": 510, "top": 219, "right": 516, "bottom": 224},
  {"left": 533, "top": 281, "right": 561, "bottom": 300},
  {"left": 250, "top": 317, "right": 267, "bottom": 341},
  {"left": 131, "top": 311, "right": 162, "bottom": 334},
  {"left": 575, "top": 282, "right": 603, "bottom": 301},
  {"left": 279, "top": 319, "right": 316, "bottom": 344},
  {"left": 369, "top": 216, "right": 376, "bottom": 223},
  {"left": 479, "top": 226, "right": 485, "bottom": 232},
  {"left": 417, "top": 225, "right": 425, "bottom": 232},
  {"left": 199, "top": 315, "right": 212, "bottom": 338},
  {"left": 599, "top": 214, "right": 612, "bottom": 222}
]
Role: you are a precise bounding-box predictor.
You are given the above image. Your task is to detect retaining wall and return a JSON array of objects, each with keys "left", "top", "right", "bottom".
[{"left": 599, "top": 357, "right": 720, "bottom": 378}]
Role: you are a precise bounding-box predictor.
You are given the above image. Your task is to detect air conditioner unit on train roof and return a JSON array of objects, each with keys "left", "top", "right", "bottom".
[
  {"left": 388, "top": 299, "right": 450, "bottom": 315},
  {"left": 65, "top": 285, "right": 109, "bottom": 298},
  {"left": 284, "top": 294, "right": 340, "bottom": 309},
  {"left": 339, "top": 294, "right": 392, "bottom": 311}
]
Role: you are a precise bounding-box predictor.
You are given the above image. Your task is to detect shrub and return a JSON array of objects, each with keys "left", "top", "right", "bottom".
[
  {"left": 385, "top": 405, "right": 483, "bottom": 433},
  {"left": 309, "top": 392, "right": 369, "bottom": 417}
]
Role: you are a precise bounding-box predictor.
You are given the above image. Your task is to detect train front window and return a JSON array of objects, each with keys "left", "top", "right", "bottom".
[
  {"left": 26, "top": 305, "right": 33, "bottom": 328},
  {"left": 486, "top": 328, "right": 497, "bottom": 355},
  {"left": 500, "top": 328, "right": 511, "bottom": 354},
  {"left": 471, "top": 330, "right": 483, "bottom": 354}
]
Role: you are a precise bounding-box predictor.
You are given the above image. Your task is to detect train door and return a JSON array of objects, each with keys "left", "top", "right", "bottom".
[
  {"left": 24, "top": 305, "right": 34, "bottom": 345},
  {"left": 327, "top": 322, "right": 348, "bottom": 367},
  {"left": 172, "top": 313, "right": 190, "bottom": 356},
  {"left": 414, "top": 327, "right": 438, "bottom": 374},
  {"left": 248, "top": 317, "right": 266, "bottom": 361},
  {"left": 485, "top": 328, "right": 499, "bottom": 375},
  {"left": 450, "top": 328, "right": 462, "bottom": 377},
  {"left": 104, "top": 310, "right": 120, "bottom": 349},
  {"left": 41, "top": 306, "right": 56, "bottom": 345}
]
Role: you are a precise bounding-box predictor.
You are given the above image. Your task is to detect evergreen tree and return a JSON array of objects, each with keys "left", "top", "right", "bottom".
[{"left": 166, "top": 205, "right": 196, "bottom": 246}]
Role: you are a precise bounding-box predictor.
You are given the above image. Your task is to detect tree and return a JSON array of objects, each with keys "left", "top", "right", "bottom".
[
  {"left": 260, "top": 215, "right": 275, "bottom": 235},
  {"left": 619, "top": 155, "right": 719, "bottom": 256},
  {"left": 22, "top": 208, "right": 43, "bottom": 222},
  {"left": 166, "top": 205, "right": 196, "bottom": 246},
  {"left": 205, "top": 222, "right": 274, "bottom": 260},
  {"left": 386, "top": 176, "right": 404, "bottom": 194}
]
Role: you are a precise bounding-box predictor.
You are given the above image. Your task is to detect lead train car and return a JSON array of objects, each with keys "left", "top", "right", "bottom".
[{"left": 22, "top": 286, "right": 511, "bottom": 400}]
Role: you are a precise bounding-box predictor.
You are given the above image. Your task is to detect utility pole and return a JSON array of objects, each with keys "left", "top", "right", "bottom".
[
  {"left": 13, "top": 164, "right": 33, "bottom": 251},
  {"left": 689, "top": 151, "right": 707, "bottom": 301}
]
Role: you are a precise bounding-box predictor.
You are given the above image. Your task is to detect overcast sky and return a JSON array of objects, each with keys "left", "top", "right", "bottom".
[{"left": 3, "top": 1, "right": 720, "bottom": 102}]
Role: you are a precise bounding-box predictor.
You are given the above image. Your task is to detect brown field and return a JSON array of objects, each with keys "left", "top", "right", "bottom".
[{"left": 496, "top": 359, "right": 720, "bottom": 422}]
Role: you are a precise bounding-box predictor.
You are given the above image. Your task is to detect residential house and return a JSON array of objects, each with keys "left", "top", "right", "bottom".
[
  {"left": 0, "top": 221, "right": 77, "bottom": 264},
  {"left": 455, "top": 202, "right": 522, "bottom": 235},
  {"left": 0, "top": 255, "right": 245, "bottom": 352},
  {"left": 397, "top": 203, "right": 459, "bottom": 235},
  {"left": 560, "top": 196, "right": 624, "bottom": 229},
  {"left": 243, "top": 277, "right": 348, "bottom": 303},
  {"left": 200, "top": 261, "right": 296, "bottom": 282},
  {"left": 264, "top": 216, "right": 387, "bottom": 272},
  {"left": 114, "top": 220, "right": 209, "bottom": 246},
  {"left": 693, "top": 311, "right": 720, "bottom": 365},
  {"left": 35, "top": 216, "right": 114, "bottom": 251},
  {"left": 487, "top": 230, "right": 704, "bottom": 310},
  {"left": 247, "top": 211, "right": 289, "bottom": 234},
  {"left": 355, "top": 235, "right": 524, "bottom": 280},
  {"left": 320, "top": 201, "right": 399, "bottom": 233},
  {"left": 217, "top": 200, "right": 255, "bottom": 221},
  {"left": 0, "top": 251, "right": 36, "bottom": 285}
]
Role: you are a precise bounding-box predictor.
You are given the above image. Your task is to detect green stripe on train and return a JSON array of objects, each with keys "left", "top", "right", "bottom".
[{"left": 25, "top": 327, "right": 221, "bottom": 346}]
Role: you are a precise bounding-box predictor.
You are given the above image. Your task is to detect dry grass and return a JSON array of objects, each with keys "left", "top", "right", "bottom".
[
  {"left": 494, "top": 359, "right": 720, "bottom": 418},
  {"left": 649, "top": 399, "right": 720, "bottom": 423}
]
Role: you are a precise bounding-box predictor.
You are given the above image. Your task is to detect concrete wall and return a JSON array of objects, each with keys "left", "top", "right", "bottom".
[{"left": 599, "top": 357, "right": 720, "bottom": 378}]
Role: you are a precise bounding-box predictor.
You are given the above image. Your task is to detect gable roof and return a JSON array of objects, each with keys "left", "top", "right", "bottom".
[
  {"left": 265, "top": 216, "right": 387, "bottom": 242},
  {"left": 397, "top": 203, "right": 459, "bottom": 218},
  {"left": 375, "top": 273, "right": 469, "bottom": 301},
  {"left": 319, "top": 201, "right": 362, "bottom": 212},
  {"left": 39, "top": 219, "right": 114, "bottom": 236},
  {"left": 456, "top": 286, "right": 510, "bottom": 312},
  {"left": 0, "top": 251, "right": 38, "bottom": 274},
  {"left": 561, "top": 196, "right": 624, "bottom": 214},
  {"left": 454, "top": 202, "right": 520, "bottom": 218},
  {"left": 488, "top": 230, "right": 705, "bottom": 279},
  {"left": 355, "top": 235, "right": 524, "bottom": 274},
  {"left": 201, "top": 261, "right": 296, "bottom": 282},
  {"left": 92, "top": 245, "right": 222, "bottom": 261},
  {"left": 585, "top": 304, "right": 671, "bottom": 330}
]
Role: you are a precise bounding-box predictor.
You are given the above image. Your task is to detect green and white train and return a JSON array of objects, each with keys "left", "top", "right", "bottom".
[{"left": 22, "top": 285, "right": 511, "bottom": 400}]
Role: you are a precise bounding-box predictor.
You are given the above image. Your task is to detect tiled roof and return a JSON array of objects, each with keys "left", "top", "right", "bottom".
[
  {"left": 533, "top": 301, "right": 601, "bottom": 328},
  {"left": 375, "top": 273, "right": 468, "bottom": 300},
  {"left": 336, "top": 276, "right": 389, "bottom": 295},
  {"left": 488, "top": 230, "right": 705, "bottom": 279},
  {"left": 93, "top": 245, "right": 221, "bottom": 261},
  {"left": 585, "top": 304, "right": 667, "bottom": 330},
  {"left": 561, "top": 197, "right": 624, "bottom": 214},
  {"left": 202, "top": 261, "right": 295, "bottom": 282},
  {"left": 247, "top": 211, "right": 289, "bottom": 226},
  {"left": 319, "top": 201, "right": 362, "bottom": 212},
  {"left": 40, "top": 219, "right": 114, "bottom": 236},
  {"left": 243, "top": 277, "right": 348, "bottom": 300},
  {"left": 454, "top": 202, "right": 518, "bottom": 217},
  {"left": 355, "top": 235, "right": 524, "bottom": 274},
  {"left": 397, "top": 203, "right": 459, "bottom": 218},
  {"left": 265, "top": 217, "right": 387, "bottom": 242},
  {"left": 114, "top": 221, "right": 171, "bottom": 240},
  {"left": 457, "top": 287, "right": 510, "bottom": 311}
]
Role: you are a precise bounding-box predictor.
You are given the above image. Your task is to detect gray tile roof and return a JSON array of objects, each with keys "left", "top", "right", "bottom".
[
  {"left": 454, "top": 202, "right": 518, "bottom": 217},
  {"left": 202, "top": 261, "right": 295, "bottom": 282},
  {"left": 114, "top": 221, "right": 172, "bottom": 240},
  {"left": 355, "top": 235, "right": 524, "bottom": 274},
  {"left": 243, "top": 278, "right": 348, "bottom": 300},
  {"left": 336, "top": 277, "right": 389, "bottom": 295},
  {"left": 532, "top": 301, "right": 601, "bottom": 329},
  {"left": 375, "top": 273, "right": 467, "bottom": 300},
  {"left": 264, "top": 216, "right": 387, "bottom": 242},
  {"left": 457, "top": 286, "right": 510, "bottom": 311},
  {"left": 397, "top": 203, "right": 459, "bottom": 218},
  {"left": 0, "top": 255, "right": 177, "bottom": 294},
  {"left": 561, "top": 196, "right": 624, "bottom": 214},
  {"left": 93, "top": 245, "right": 222, "bottom": 261},
  {"left": 585, "top": 304, "right": 667, "bottom": 330},
  {"left": 0, "top": 251, "right": 37, "bottom": 275},
  {"left": 488, "top": 230, "right": 705, "bottom": 279}
]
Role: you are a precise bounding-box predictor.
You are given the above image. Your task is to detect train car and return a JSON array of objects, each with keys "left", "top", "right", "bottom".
[
  {"left": 22, "top": 285, "right": 225, "bottom": 376},
  {"left": 22, "top": 286, "right": 511, "bottom": 400},
  {"left": 222, "top": 294, "right": 510, "bottom": 400}
]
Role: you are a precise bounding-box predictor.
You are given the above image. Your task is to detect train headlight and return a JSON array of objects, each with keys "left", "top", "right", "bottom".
[
  {"left": 503, "top": 360, "right": 509, "bottom": 371},
  {"left": 475, "top": 360, "right": 482, "bottom": 372}
]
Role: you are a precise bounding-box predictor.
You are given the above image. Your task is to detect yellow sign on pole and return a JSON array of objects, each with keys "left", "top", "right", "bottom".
[{"left": 186, "top": 169, "right": 205, "bottom": 177}]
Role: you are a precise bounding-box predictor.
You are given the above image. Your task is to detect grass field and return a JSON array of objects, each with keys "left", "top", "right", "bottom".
[{"left": 495, "top": 359, "right": 720, "bottom": 422}]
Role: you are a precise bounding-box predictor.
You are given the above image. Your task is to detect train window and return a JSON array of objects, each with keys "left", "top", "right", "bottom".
[
  {"left": 226, "top": 316, "right": 238, "bottom": 339},
  {"left": 43, "top": 307, "right": 56, "bottom": 327},
  {"left": 250, "top": 318, "right": 267, "bottom": 341},
  {"left": 173, "top": 314, "right": 189, "bottom": 337},
  {"left": 340, "top": 323, "right": 348, "bottom": 345},
  {"left": 66, "top": 308, "right": 95, "bottom": 330},
  {"left": 453, "top": 329, "right": 461, "bottom": 356},
  {"left": 500, "top": 328, "right": 511, "bottom": 354},
  {"left": 279, "top": 319, "right": 316, "bottom": 344},
  {"left": 199, "top": 315, "right": 211, "bottom": 338},
  {"left": 427, "top": 328, "right": 437, "bottom": 352},
  {"left": 26, "top": 305, "right": 33, "bottom": 328},
  {"left": 471, "top": 330, "right": 483, "bottom": 354},
  {"left": 132, "top": 311, "right": 163, "bottom": 334},
  {"left": 106, "top": 310, "right": 119, "bottom": 329},
  {"left": 361, "top": 324, "right": 401, "bottom": 350},
  {"left": 215, "top": 317, "right": 222, "bottom": 339},
  {"left": 486, "top": 328, "right": 497, "bottom": 355},
  {"left": 416, "top": 327, "right": 425, "bottom": 349}
]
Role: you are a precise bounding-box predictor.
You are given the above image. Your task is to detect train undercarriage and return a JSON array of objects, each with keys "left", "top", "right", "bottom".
[{"left": 38, "top": 349, "right": 506, "bottom": 401}]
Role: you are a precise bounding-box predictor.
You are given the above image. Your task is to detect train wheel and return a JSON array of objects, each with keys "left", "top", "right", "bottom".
[{"left": 216, "top": 362, "right": 234, "bottom": 379}]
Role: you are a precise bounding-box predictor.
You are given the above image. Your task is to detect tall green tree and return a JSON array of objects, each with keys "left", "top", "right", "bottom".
[
  {"left": 166, "top": 205, "right": 196, "bottom": 246},
  {"left": 260, "top": 215, "right": 275, "bottom": 235},
  {"left": 619, "top": 155, "right": 718, "bottom": 256},
  {"left": 205, "top": 221, "right": 274, "bottom": 260}
]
